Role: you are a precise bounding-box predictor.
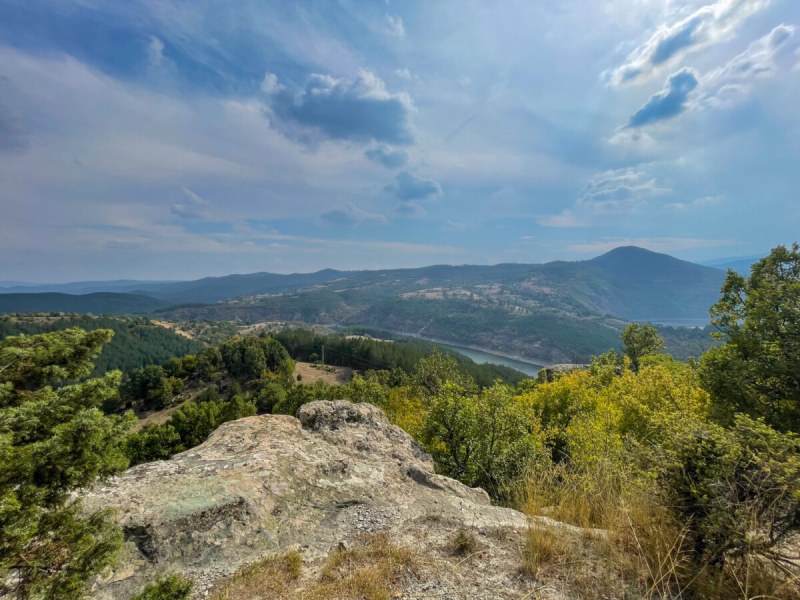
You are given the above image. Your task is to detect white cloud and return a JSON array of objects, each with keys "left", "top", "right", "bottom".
[
  {"left": 385, "top": 14, "right": 406, "bottom": 39},
  {"left": 171, "top": 187, "right": 211, "bottom": 219},
  {"left": 665, "top": 194, "right": 726, "bottom": 209},
  {"left": 260, "top": 72, "right": 284, "bottom": 94},
  {"left": 607, "top": 0, "right": 772, "bottom": 87},
  {"left": 147, "top": 36, "right": 166, "bottom": 68},
  {"left": 396, "top": 201, "right": 427, "bottom": 218},
  {"left": 538, "top": 167, "right": 668, "bottom": 227},
  {"left": 394, "top": 67, "right": 415, "bottom": 80},
  {"left": 318, "top": 203, "right": 388, "bottom": 226},
  {"left": 703, "top": 24, "right": 797, "bottom": 106},
  {"left": 536, "top": 212, "right": 591, "bottom": 228}
]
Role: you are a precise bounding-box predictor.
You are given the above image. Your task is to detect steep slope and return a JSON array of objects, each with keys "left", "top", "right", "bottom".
[{"left": 578, "top": 246, "right": 726, "bottom": 320}]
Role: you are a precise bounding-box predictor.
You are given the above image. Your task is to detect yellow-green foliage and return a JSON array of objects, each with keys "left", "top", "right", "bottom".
[
  {"left": 376, "top": 386, "right": 426, "bottom": 438},
  {"left": 518, "top": 361, "right": 709, "bottom": 470},
  {"left": 516, "top": 356, "right": 800, "bottom": 598}
]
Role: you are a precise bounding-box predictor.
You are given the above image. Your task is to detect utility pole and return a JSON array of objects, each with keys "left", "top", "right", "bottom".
[{"left": 321, "top": 344, "right": 325, "bottom": 366}]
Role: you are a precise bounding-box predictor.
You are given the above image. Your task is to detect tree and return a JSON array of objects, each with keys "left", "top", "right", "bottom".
[
  {"left": 219, "top": 336, "right": 294, "bottom": 383},
  {"left": 0, "top": 328, "right": 135, "bottom": 598},
  {"left": 122, "top": 365, "right": 181, "bottom": 411},
  {"left": 620, "top": 322, "right": 664, "bottom": 371},
  {"left": 701, "top": 244, "right": 800, "bottom": 431},
  {"left": 419, "top": 381, "right": 542, "bottom": 498}
]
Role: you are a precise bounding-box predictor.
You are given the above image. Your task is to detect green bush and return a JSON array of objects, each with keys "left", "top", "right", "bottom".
[
  {"left": 653, "top": 414, "right": 800, "bottom": 570},
  {"left": 130, "top": 573, "right": 193, "bottom": 600}
]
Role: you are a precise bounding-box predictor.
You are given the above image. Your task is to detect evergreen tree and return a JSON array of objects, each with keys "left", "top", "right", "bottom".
[{"left": 0, "top": 328, "right": 135, "bottom": 598}]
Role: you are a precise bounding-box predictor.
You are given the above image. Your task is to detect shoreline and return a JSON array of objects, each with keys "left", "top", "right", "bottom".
[{"left": 386, "top": 330, "right": 549, "bottom": 371}]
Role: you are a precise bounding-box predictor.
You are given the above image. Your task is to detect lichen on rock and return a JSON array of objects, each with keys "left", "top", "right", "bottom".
[{"left": 84, "top": 401, "right": 546, "bottom": 599}]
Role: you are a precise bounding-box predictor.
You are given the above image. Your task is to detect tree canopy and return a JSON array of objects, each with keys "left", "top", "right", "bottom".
[
  {"left": 701, "top": 243, "right": 800, "bottom": 431},
  {"left": 0, "top": 328, "right": 134, "bottom": 598},
  {"left": 620, "top": 322, "right": 665, "bottom": 371}
]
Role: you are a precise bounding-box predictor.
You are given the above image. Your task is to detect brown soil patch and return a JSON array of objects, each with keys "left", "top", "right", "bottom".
[
  {"left": 134, "top": 402, "right": 186, "bottom": 431},
  {"left": 151, "top": 320, "right": 195, "bottom": 340},
  {"left": 294, "top": 362, "right": 353, "bottom": 385}
]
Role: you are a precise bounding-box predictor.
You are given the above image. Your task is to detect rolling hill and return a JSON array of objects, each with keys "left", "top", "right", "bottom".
[
  {"left": 0, "top": 247, "right": 728, "bottom": 363},
  {"left": 0, "top": 292, "right": 166, "bottom": 315}
]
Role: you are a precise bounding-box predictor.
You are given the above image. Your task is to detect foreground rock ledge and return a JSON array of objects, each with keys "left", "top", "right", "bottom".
[{"left": 84, "top": 401, "right": 545, "bottom": 599}]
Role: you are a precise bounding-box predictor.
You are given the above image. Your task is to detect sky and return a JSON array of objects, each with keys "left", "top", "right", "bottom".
[{"left": 0, "top": 0, "right": 798, "bottom": 282}]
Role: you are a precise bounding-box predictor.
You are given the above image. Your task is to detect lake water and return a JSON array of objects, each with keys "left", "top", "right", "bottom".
[{"left": 426, "top": 341, "right": 544, "bottom": 377}]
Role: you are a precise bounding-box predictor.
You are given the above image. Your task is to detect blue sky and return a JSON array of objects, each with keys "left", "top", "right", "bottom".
[{"left": 0, "top": 0, "right": 798, "bottom": 281}]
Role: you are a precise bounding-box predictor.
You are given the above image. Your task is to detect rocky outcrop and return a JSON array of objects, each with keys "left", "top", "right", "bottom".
[{"left": 83, "top": 401, "right": 569, "bottom": 599}]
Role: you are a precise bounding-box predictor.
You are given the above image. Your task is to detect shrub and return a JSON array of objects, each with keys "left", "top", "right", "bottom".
[{"left": 131, "top": 573, "right": 193, "bottom": 600}]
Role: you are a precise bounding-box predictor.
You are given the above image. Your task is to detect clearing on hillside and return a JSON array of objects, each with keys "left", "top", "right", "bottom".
[{"left": 294, "top": 361, "right": 353, "bottom": 385}]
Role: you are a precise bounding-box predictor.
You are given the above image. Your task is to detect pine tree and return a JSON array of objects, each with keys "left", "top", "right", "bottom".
[{"left": 0, "top": 328, "right": 135, "bottom": 598}]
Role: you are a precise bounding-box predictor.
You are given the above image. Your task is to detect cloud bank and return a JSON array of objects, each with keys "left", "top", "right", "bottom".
[{"left": 319, "top": 203, "right": 388, "bottom": 226}]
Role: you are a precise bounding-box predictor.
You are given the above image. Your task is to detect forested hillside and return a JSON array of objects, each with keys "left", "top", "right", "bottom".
[
  {"left": 0, "top": 292, "right": 164, "bottom": 314},
  {"left": 2, "top": 245, "right": 799, "bottom": 599},
  {"left": 0, "top": 247, "right": 725, "bottom": 363},
  {"left": 0, "top": 314, "right": 202, "bottom": 375}
]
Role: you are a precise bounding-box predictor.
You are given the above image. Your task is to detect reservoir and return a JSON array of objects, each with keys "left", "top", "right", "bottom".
[{"left": 424, "top": 340, "right": 544, "bottom": 377}]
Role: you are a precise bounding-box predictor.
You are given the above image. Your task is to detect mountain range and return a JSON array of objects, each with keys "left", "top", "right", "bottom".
[{"left": 0, "top": 247, "right": 730, "bottom": 363}]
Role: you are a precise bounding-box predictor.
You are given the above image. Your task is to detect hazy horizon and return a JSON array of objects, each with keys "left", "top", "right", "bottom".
[
  {"left": 0, "top": 244, "right": 758, "bottom": 287},
  {"left": 1, "top": 1, "right": 798, "bottom": 281}
]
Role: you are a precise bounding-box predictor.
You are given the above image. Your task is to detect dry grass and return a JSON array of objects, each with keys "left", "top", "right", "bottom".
[
  {"left": 520, "top": 525, "right": 573, "bottom": 579},
  {"left": 306, "top": 533, "right": 417, "bottom": 600},
  {"left": 293, "top": 361, "right": 353, "bottom": 385},
  {"left": 448, "top": 530, "right": 478, "bottom": 556},
  {"left": 209, "top": 550, "right": 302, "bottom": 600},
  {"left": 518, "top": 460, "right": 691, "bottom": 599},
  {"left": 207, "top": 535, "right": 416, "bottom": 600}
]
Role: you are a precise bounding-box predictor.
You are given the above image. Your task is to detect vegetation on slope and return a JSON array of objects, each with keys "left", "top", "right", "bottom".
[
  {"left": 3, "top": 244, "right": 799, "bottom": 599},
  {"left": 0, "top": 329, "right": 135, "bottom": 598},
  {"left": 0, "top": 314, "right": 203, "bottom": 375},
  {"left": 0, "top": 292, "right": 165, "bottom": 314}
]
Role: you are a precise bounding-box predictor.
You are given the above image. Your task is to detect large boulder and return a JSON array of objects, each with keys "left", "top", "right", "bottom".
[{"left": 83, "top": 401, "right": 551, "bottom": 599}]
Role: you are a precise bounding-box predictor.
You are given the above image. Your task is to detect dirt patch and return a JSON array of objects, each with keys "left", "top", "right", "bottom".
[
  {"left": 151, "top": 320, "right": 195, "bottom": 340},
  {"left": 294, "top": 362, "right": 352, "bottom": 385},
  {"left": 135, "top": 402, "right": 186, "bottom": 431}
]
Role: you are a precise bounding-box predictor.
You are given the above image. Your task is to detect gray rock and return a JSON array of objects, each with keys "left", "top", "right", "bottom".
[{"left": 83, "top": 401, "right": 551, "bottom": 599}]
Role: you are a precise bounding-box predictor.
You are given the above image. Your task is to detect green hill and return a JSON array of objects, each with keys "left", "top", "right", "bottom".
[
  {"left": 0, "top": 292, "right": 165, "bottom": 315},
  {"left": 0, "top": 314, "right": 202, "bottom": 375}
]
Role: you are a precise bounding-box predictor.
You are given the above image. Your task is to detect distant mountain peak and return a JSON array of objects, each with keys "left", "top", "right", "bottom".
[
  {"left": 588, "top": 245, "right": 703, "bottom": 268},
  {"left": 592, "top": 246, "right": 666, "bottom": 259}
]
